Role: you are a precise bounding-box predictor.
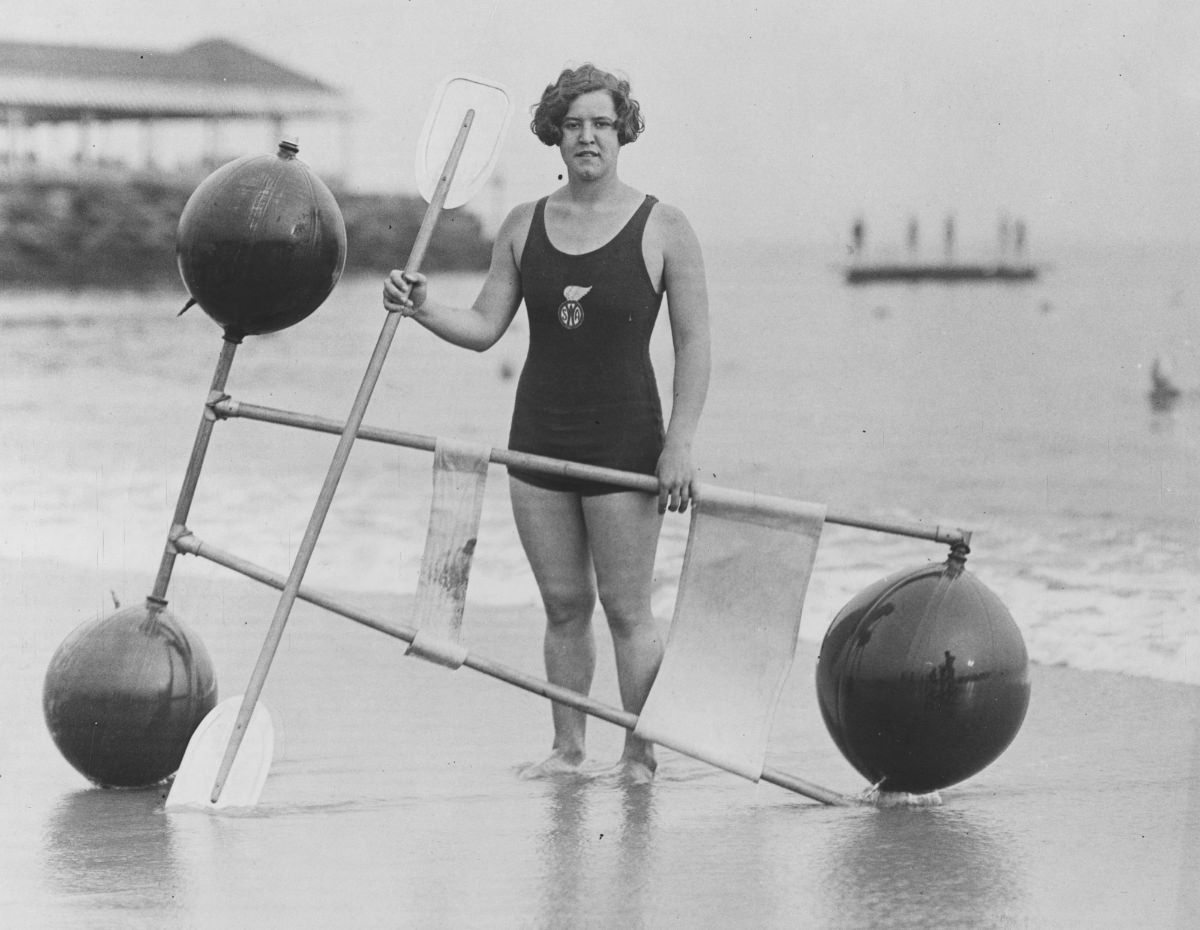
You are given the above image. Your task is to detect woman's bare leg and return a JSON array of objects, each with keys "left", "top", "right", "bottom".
[
  {"left": 583, "top": 490, "right": 665, "bottom": 781},
  {"left": 509, "top": 475, "right": 596, "bottom": 776}
]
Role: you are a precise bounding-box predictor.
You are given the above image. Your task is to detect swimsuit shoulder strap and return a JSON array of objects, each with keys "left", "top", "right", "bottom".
[{"left": 622, "top": 194, "right": 659, "bottom": 244}]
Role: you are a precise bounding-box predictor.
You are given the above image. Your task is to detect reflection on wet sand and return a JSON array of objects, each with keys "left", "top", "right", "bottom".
[
  {"left": 822, "top": 807, "right": 1023, "bottom": 926},
  {"left": 537, "top": 779, "right": 591, "bottom": 928},
  {"left": 535, "top": 778, "right": 658, "bottom": 929},
  {"left": 43, "top": 788, "right": 184, "bottom": 914},
  {"left": 1178, "top": 709, "right": 1200, "bottom": 924},
  {"left": 610, "top": 782, "right": 656, "bottom": 926}
]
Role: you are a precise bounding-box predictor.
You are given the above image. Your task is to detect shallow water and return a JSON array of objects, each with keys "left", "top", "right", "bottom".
[
  {"left": 1, "top": 239, "right": 1197, "bottom": 682},
  {"left": 2, "top": 239, "right": 1199, "bottom": 926},
  {"left": 4, "top": 563, "right": 1198, "bottom": 928}
]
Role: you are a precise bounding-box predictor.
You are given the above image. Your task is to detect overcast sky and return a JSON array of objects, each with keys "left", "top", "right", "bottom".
[{"left": 9, "top": 0, "right": 1200, "bottom": 251}]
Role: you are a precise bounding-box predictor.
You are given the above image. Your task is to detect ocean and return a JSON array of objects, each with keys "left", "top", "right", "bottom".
[
  {"left": 2, "top": 239, "right": 1197, "bottom": 684},
  {"left": 2, "top": 239, "right": 1199, "bottom": 927}
]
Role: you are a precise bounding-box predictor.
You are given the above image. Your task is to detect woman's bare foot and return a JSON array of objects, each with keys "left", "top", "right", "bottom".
[
  {"left": 593, "top": 755, "right": 656, "bottom": 786},
  {"left": 516, "top": 749, "right": 586, "bottom": 780},
  {"left": 617, "top": 758, "right": 656, "bottom": 785}
]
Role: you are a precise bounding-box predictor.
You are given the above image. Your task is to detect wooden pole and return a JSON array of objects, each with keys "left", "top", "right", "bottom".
[
  {"left": 211, "top": 397, "right": 972, "bottom": 549},
  {"left": 209, "top": 111, "right": 477, "bottom": 804},
  {"left": 172, "top": 529, "right": 853, "bottom": 807},
  {"left": 146, "top": 334, "right": 240, "bottom": 609}
]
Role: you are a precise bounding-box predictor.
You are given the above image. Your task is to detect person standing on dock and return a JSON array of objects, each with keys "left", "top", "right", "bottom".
[
  {"left": 944, "top": 214, "right": 956, "bottom": 262},
  {"left": 383, "top": 64, "right": 712, "bottom": 784}
]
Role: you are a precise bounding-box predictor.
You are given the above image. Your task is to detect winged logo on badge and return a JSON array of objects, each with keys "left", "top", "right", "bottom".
[{"left": 557, "top": 285, "right": 592, "bottom": 330}]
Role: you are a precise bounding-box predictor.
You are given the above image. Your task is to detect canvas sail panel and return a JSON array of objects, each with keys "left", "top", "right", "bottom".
[
  {"left": 405, "top": 438, "right": 491, "bottom": 668},
  {"left": 634, "top": 491, "right": 826, "bottom": 780}
]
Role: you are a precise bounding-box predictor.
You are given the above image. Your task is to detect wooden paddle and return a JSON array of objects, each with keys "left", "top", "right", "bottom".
[
  {"left": 164, "top": 76, "right": 512, "bottom": 810},
  {"left": 166, "top": 696, "right": 273, "bottom": 810}
]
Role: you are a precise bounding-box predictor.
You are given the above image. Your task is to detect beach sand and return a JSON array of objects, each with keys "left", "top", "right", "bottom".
[{"left": 3, "top": 555, "right": 1198, "bottom": 928}]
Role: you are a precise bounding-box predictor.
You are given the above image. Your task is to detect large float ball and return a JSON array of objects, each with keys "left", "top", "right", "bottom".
[
  {"left": 43, "top": 604, "right": 217, "bottom": 788},
  {"left": 816, "top": 560, "right": 1030, "bottom": 794},
  {"left": 176, "top": 139, "right": 347, "bottom": 338}
]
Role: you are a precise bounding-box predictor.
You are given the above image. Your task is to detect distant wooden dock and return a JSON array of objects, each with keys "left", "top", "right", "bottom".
[{"left": 844, "top": 263, "right": 1039, "bottom": 285}]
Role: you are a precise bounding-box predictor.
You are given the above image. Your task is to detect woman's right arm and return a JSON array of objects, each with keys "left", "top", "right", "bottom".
[{"left": 383, "top": 203, "right": 532, "bottom": 352}]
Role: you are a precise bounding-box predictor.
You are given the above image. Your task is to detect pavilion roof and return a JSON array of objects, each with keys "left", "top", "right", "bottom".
[{"left": 0, "top": 38, "right": 347, "bottom": 122}]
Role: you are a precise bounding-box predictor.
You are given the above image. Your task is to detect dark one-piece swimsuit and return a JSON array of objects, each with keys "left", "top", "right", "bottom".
[{"left": 508, "top": 194, "right": 665, "bottom": 495}]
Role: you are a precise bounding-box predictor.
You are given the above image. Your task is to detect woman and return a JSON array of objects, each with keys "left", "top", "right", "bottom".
[{"left": 384, "top": 64, "right": 710, "bottom": 783}]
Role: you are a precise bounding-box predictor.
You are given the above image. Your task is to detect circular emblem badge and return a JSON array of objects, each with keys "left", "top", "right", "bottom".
[
  {"left": 558, "top": 300, "right": 584, "bottom": 329},
  {"left": 557, "top": 285, "right": 592, "bottom": 331}
]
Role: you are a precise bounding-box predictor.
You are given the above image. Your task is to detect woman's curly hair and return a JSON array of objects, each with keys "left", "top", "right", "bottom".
[{"left": 530, "top": 64, "right": 644, "bottom": 147}]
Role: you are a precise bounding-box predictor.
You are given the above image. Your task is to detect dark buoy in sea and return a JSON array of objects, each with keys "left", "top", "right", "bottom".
[
  {"left": 176, "top": 138, "right": 347, "bottom": 338},
  {"left": 43, "top": 603, "right": 217, "bottom": 788},
  {"left": 816, "top": 556, "right": 1030, "bottom": 794}
]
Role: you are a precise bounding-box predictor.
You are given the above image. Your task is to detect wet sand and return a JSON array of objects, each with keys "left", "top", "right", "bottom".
[{"left": 3, "top": 556, "right": 1198, "bottom": 928}]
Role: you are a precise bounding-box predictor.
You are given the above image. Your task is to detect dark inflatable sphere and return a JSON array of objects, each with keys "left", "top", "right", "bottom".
[
  {"left": 43, "top": 604, "right": 217, "bottom": 788},
  {"left": 176, "top": 140, "right": 347, "bottom": 337},
  {"left": 816, "top": 560, "right": 1030, "bottom": 793}
]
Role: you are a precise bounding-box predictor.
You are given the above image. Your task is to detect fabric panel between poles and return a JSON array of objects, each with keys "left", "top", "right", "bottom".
[
  {"left": 634, "top": 495, "right": 827, "bottom": 780},
  {"left": 405, "top": 438, "right": 492, "bottom": 668}
]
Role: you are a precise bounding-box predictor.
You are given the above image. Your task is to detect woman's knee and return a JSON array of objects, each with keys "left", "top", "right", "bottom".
[
  {"left": 598, "top": 593, "right": 655, "bottom": 639},
  {"left": 540, "top": 584, "right": 597, "bottom": 627}
]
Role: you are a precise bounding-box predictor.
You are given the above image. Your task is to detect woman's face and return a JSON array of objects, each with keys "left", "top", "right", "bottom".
[{"left": 558, "top": 90, "right": 621, "bottom": 181}]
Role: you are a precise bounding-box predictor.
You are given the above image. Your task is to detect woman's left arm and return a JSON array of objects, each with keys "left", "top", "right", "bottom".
[{"left": 655, "top": 205, "right": 712, "bottom": 514}]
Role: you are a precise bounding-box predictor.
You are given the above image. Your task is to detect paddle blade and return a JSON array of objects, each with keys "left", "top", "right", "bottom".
[
  {"left": 165, "top": 695, "right": 275, "bottom": 811},
  {"left": 415, "top": 75, "right": 511, "bottom": 209}
]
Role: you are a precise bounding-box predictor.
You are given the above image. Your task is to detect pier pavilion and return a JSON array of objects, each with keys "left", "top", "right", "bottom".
[{"left": 0, "top": 38, "right": 350, "bottom": 182}]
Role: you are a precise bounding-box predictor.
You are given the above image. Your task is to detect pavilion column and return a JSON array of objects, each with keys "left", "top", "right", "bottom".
[
  {"left": 141, "top": 119, "right": 157, "bottom": 170},
  {"left": 97, "top": 118, "right": 111, "bottom": 166},
  {"left": 4, "top": 107, "right": 25, "bottom": 175},
  {"left": 205, "top": 117, "right": 222, "bottom": 165},
  {"left": 77, "top": 112, "right": 94, "bottom": 165}
]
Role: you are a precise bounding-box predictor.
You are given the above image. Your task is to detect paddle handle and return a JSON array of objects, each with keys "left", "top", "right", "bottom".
[
  {"left": 405, "top": 109, "right": 477, "bottom": 275},
  {"left": 209, "top": 110, "right": 478, "bottom": 803},
  {"left": 147, "top": 334, "right": 240, "bottom": 609}
]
